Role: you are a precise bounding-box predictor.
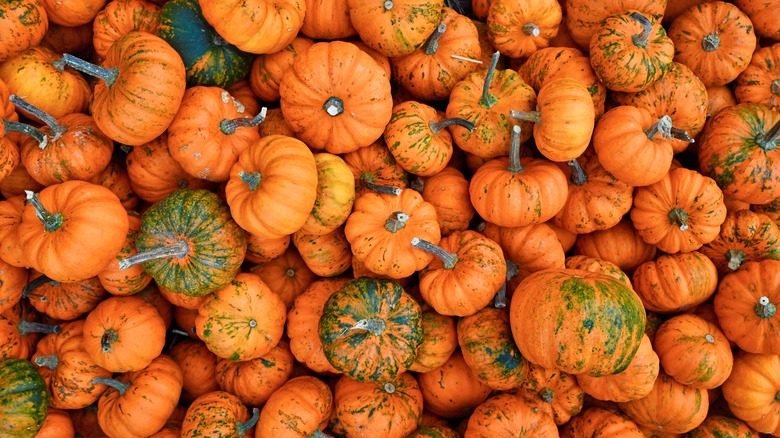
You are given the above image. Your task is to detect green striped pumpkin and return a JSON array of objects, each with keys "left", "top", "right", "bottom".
[
  {"left": 157, "top": 0, "right": 252, "bottom": 88},
  {"left": 0, "top": 358, "right": 49, "bottom": 438}
]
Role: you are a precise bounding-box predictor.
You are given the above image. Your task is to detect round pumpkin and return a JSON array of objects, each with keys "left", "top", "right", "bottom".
[
  {"left": 0, "top": 358, "right": 50, "bottom": 438},
  {"left": 256, "top": 376, "right": 333, "bottom": 438}
]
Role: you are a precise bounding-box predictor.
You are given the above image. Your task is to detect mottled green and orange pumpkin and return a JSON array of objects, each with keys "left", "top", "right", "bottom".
[{"left": 0, "top": 357, "right": 50, "bottom": 438}]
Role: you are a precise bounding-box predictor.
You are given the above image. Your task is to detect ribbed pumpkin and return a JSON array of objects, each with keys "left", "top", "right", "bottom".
[
  {"left": 511, "top": 362, "right": 585, "bottom": 425},
  {"left": 417, "top": 350, "right": 492, "bottom": 418},
  {"left": 574, "top": 219, "right": 657, "bottom": 272},
  {"left": 214, "top": 341, "right": 294, "bottom": 406},
  {"left": 256, "top": 376, "right": 333, "bottom": 438},
  {"left": 0, "top": 258, "right": 26, "bottom": 314},
  {"left": 700, "top": 209, "right": 780, "bottom": 274},
  {"left": 481, "top": 221, "right": 565, "bottom": 283},
  {"left": 409, "top": 304, "right": 457, "bottom": 373},
  {"left": 559, "top": 407, "right": 645, "bottom": 437},
  {"left": 91, "top": 0, "right": 162, "bottom": 58},
  {"left": 292, "top": 227, "right": 353, "bottom": 277},
  {"left": 632, "top": 251, "right": 719, "bottom": 314},
  {"left": 0, "top": 195, "right": 27, "bottom": 268},
  {"left": 0, "top": 358, "right": 50, "bottom": 438},
  {"left": 486, "top": 0, "right": 562, "bottom": 58},
  {"left": 0, "top": 0, "right": 47, "bottom": 63},
  {"left": 687, "top": 415, "right": 759, "bottom": 438},
  {"left": 420, "top": 167, "right": 474, "bottom": 236},
  {"left": 181, "top": 391, "right": 258, "bottom": 438},
  {"left": 465, "top": 393, "right": 559, "bottom": 437},
  {"left": 564, "top": 0, "right": 667, "bottom": 50},
  {"left": 298, "top": 153, "right": 355, "bottom": 236},
  {"left": 347, "top": 0, "right": 442, "bottom": 57},
  {"left": 23, "top": 271, "right": 105, "bottom": 321},
  {"left": 167, "top": 339, "right": 219, "bottom": 402},
  {"left": 721, "top": 351, "right": 780, "bottom": 434},
  {"left": 248, "top": 36, "right": 313, "bottom": 102},
  {"left": 736, "top": 43, "right": 780, "bottom": 110}
]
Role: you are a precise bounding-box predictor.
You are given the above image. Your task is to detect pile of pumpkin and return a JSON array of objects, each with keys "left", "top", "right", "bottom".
[{"left": 1, "top": 0, "right": 780, "bottom": 436}]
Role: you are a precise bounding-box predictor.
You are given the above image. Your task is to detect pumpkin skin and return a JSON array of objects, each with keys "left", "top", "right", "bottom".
[
  {"left": 687, "top": 415, "right": 759, "bottom": 438},
  {"left": 342, "top": 140, "right": 409, "bottom": 198},
  {"left": 564, "top": 0, "right": 667, "bottom": 50},
  {"left": 734, "top": 0, "right": 780, "bottom": 40},
  {"left": 257, "top": 376, "right": 333, "bottom": 438},
  {"left": 24, "top": 271, "right": 106, "bottom": 321},
  {"left": 420, "top": 167, "right": 474, "bottom": 236},
  {"left": 713, "top": 260, "right": 780, "bottom": 355},
  {"left": 167, "top": 339, "right": 219, "bottom": 402},
  {"left": 697, "top": 103, "right": 780, "bottom": 205},
  {"left": 668, "top": 1, "right": 756, "bottom": 87},
  {"left": 511, "top": 363, "right": 585, "bottom": 425},
  {"left": 486, "top": 0, "right": 562, "bottom": 59},
  {"left": 418, "top": 350, "right": 492, "bottom": 418},
  {"left": 98, "top": 212, "right": 153, "bottom": 296},
  {"left": 510, "top": 268, "right": 647, "bottom": 377},
  {"left": 630, "top": 167, "right": 726, "bottom": 254},
  {"left": 83, "top": 295, "right": 166, "bottom": 373},
  {"left": 133, "top": 189, "right": 247, "bottom": 297},
  {"left": 700, "top": 209, "right": 780, "bottom": 274},
  {"left": 0, "top": 0, "right": 48, "bottom": 63},
  {"left": 181, "top": 391, "right": 257, "bottom": 438},
  {"left": 574, "top": 220, "right": 657, "bottom": 273},
  {"left": 225, "top": 135, "right": 318, "bottom": 240},
  {"left": 88, "top": 162, "right": 139, "bottom": 211},
  {"left": 198, "top": 0, "right": 304, "bottom": 55},
  {"left": 157, "top": 0, "right": 252, "bottom": 88},
  {"left": 632, "top": 251, "right": 719, "bottom": 314},
  {"left": 279, "top": 41, "right": 393, "bottom": 154},
  {"left": 409, "top": 305, "right": 458, "bottom": 373},
  {"left": 735, "top": 44, "right": 780, "bottom": 111},
  {"left": 18, "top": 181, "right": 129, "bottom": 283},
  {"left": 559, "top": 407, "right": 645, "bottom": 437},
  {"left": 0, "top": 358, "right": 50, "bottom": 438},
  {"left": 248, "top": 36, "right": 313, "bottom": 102},
  {"left": 564, "top": 255, "right": 632, "bottom": 289},
  {"left": 721, "top": 351, "right": 780, "bottom": 434},
  {"left": 0, "top": 195, "right": 28, "bottom": 268},
  {"left": 34, "top": 407, "right": 75, "bottom": 438},
  {"left": 246, "top": 232, "right": 290, "bottom": 265},
  {"left": 250, "top": 246, "right": 315, "bottom": 309},
  {"left": 465, "top": 393, "right": 559, "bottom": 437},
  {"left": 91, "top": 0, "right": 162, "bottom": 58},
  {"left": 347, "top": 0, "right": 442, "bottom": 57},
  {"left": 0, "top": 258, "right": 26, "bottom": 314},
  {"left": 40, "top": 0, "right": 103, "bottom": 26},
  {"left": 319, "top": 277, "right": 423, "bottom": 382},
  {"left": 331, "top": 373, "right": 423, "bottom": 438},
  {"left": 298, "top": 153, "right": 355, "bottom": 236},
  {"left": 0, "top": 137, "right": 18, "bottom": 187},
  {"left": 292, "top": 227, "right": 352, "bottom": 277},
  {"left": 299, "top": 0, "right": 355, "bottom": 39},
  {"left": 215, "top": 341, "right": 294, "bottom": 406},
  {"left": 195, "top": 272, "right": 287, "bottom": 362}
]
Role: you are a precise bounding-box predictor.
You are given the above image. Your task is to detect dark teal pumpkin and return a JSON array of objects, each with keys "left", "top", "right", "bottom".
[
  {"left": 0, "top": 358, "right": 49, "bottom": 438},
  {"left": 318, "top": 277, "right": 423, "bottom": 382},
  {"left": 157, "top": 0, "right": 252, "bottom": 88}
]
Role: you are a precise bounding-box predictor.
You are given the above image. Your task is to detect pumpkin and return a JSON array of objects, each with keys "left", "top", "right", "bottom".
[
  {"left": 687, "top": 415, "right": 759, "bottom": 438},
  {"left": 0, "top": 301, "right": 60, "bottom": 360},
  {"left": 23, "top": 271, "right": 105, "bottom": 321},
  {"left": 54, "top": 31, "right": 186, "bottom": 146},
  {"left": 298, "top": 153, "right": 355, "bottom": 236},
  {"left": 91, "top": 0, "right": 161, "bottom": 58},
  {"left": 0, "top": 0, "right": 48, "bottom": 63},
  {"left": 121, "top": 189, "right": 247, "bottom": 297},
  {"left": 410, "top": 426, "right": 459, "bottom": 438},
  {"left": 390, "top": 8, "right": 481, "bottom": 101},
  {"left": 248, "top": 36, "right": 313, "bottom": 102},
  {"left": 0, "top": 162, "right": 43, "bottom": 200},
  {"left": 0, "top": 258, "right": 25, "bottom": 314},
  {"left": 18, "top": 181, "right": 128, "bottom": 283},
  {"left": 511, "top": 362, "right": 585, "bottom": 425},
  {"left": 0, "top": 195, "right": 27, "bottom": 267},
  {"left": 706, "top": 85, "right": 738, "bottom": 120},
  {"left": 564, "top": 0, "right": 666, "bottom": 50},
  {"left": 93, "top": 355, "right": 182, "bottom": 438},
  {"left": 40, "top": 0, "right": 103, "bottom": 26},
  {"left": 559, "top": 407, "right": 645, "bottom": 437},
  {"left": 250, "top": 246, "right": 315, "bottom": 309},
  {"left": 486, "top": 0, "right": 561, "bottom": 59},
  {"left": 697, "top": 103, "right": 780, "bottom": 204},
  {"left": 409, "top": 304, "right": 458, "bottom": 373},
  {"left": 331, "top": 373, "right": 423, "bottom": 438},
  {"left": 0, "top": 358, "right": 50, "bottom": 438},
  {"left": 347, "top": 0, "right": 442, "bottom": 57},
  {"left": 652, "top": 314, "right": 733, "bottom": 389},
  {"left": 299, "top": 0, "right": 355, "bottom": 39},
  {"left": 226, "top": 79, "right": 261, "bottom": 117},
  {"left": 735, "top": 43, "right": 780, "bottom": 111},
  {"left": 465, "top": 393, "right": 559, "bottom": 437},
  {"left": 157, "top": 0, "right": 252, "bottom": 88},
  {"left": 734, "top": 0, "right": 780, "bottom": 40},
  {"left": 574, "top": 220, "right": 657, "bottom": 272},
  {"left": 721, "top": 351, "right": 780, "bottom": 434},
  {"left": 87, "top": 162, "right": 139, "bottom": 211},
  {"left": 195, "top": 272, "right": 286, "bottom": 362},
  {"left": 167, "top": 339, "right": 219, "bottom": 402},
  {"left": 700, "top": 209, "right": 780, "bottom": 274},
  {"left": 668, "top": 1, "right": 756, "bottom": 87},
  {"left": 345, "top": 189, "right": 440, "bottom": 279},
  {"left": 713, "top": 260, "right": 780, "bottom": 355},
  {"left": 279, "top": 41, "right": 393, "bottom": 154},
  {"left": 41, "top": 22, "right": 92, "bottom": 57},
  {"left": 418, "top": 167, "right": 473, "bottom": 235},
  {"left": 181, "top": 391, "right": 258, "bottom": 438},
  {"left": 82, "top": 295, "right": 166, "bottom": 373},
  {"left": 319, "top": 277, "right": 423, "bottom": 382},
  {"left": 342, "top": 140, "right": 409, "bottom": 198},
  {"left": 292, "top": 227, "right": 353, "bottom": 277},
  {"left": 256, "top": 107, "right": 294, "bottom": 138},
  {"left": 69, "top": 405, "right": 104, "bottom": 438},
  {"left": 246, "top": 232, "right": 290, "bottom": 265},
  {"left": 481, "top": 221, "right": 565, "bottom": 285},
  {"left": 167, "top": 86, "right": 263, "bottom": 182},
  {"left": 630, "top": 167, "right": 726, "bottom": 253},
  {"left": 34, "top": 407, "right": 75, "bottom": 438},
  {"left": 215, "top": 341, "right": 294, "bottom": 406},
  {"left": 97, "top": 212, "right": 152, "bottom": 296},
  {"left": 417, "top": 350, "right": 492, "bottom": 418},
  {"left": 198, "top": 0, "right": 304, "bottom": 55},
  {"left": 632, "top": 251, "right": 719, "bottom": 314},
  {"left": 589, "top": 12, "right": 674, "bottom": 93},
  {"left": 256, "top": 376, "right": 333, "bottom": 438},
  {"left": 0, "top": 135, "right": 18, "bottom": 186},
  {"left": 225, "top": 135, "right": 318, "bottom": 239},
  {"left": 511, "top": 268, "right": 646, "bottom": 377},
  {"left": 469, "top": 125, "right": 568, "bottom": 227},
  {"left": 149, "top": 405, "right": 187, "bottom": 438}
]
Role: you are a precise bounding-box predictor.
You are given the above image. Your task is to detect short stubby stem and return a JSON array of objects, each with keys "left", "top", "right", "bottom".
[
  {"left": 25, "top": 190, "right": 64, "bottom": 232},
  {"left": 645, "top": 115, "right": 673, "bottom": 140},
  {"left": 239, "top": 171, "right": 262, "bottom": 190},
  {"left": 34, "top": 355, "right": 59, "bottom": 370},
  {"left": 424, "top": 23, "right": 447, "bottom": 55},
  {"left": 494, "top": 286, "right": 507, "bottom": 308},
  {"left": 523, "top": 23, "right": 541, "bottom": 37},
  {"left": 385, "top": 211, "right": 409, "bottom": 232},
  {"left": 772, "top": 80, "right": 780, "bottom": 96},
  {"left": 101, "top": 329, "right": 118, "bottom": 353},
  {"left": 383, "top": 0, "right": 393, "bottom": 10},
  {"left": 350, "top": 318, "right": 386, "bottom": 336},
  {"left": 383, "top": 382, "right": 396, "bottom": 394},
  {"left": 702, "top": 33, "right": 720, "bottom": 52},
  {"left": 725, "top": 249, "right": 747, "bottom": 271},
  {"left": 118, "top": 239, "right": 189, "bottom": 270},
  {"left": 323, "top": 96, "right": 344, "bottom": 117},
  {"left": 539, "top": 387, "right": 555, "bottom": 403},
  {"left": 668, "top": 208, "right": 690, "bottom": 231},
  {"left": 756, "top": 296, "right": 777, "bottom": 319},
  {"left": 567, "top": 159, "right": 588, "bottom": 185},
  {"left": 410, "top": 237, "right": 458, "bottom": 269},
  {"left": 509, "top": 110, "right": 542, "bottom": 124},
  {"left": 219, "top": 107, "right": 268, "bottom": 135}
]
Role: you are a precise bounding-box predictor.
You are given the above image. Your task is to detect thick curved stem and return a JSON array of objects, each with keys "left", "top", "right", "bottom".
[
  {"left": 34, "top": 355, "right": 59, "bottom": 370},
  {"left": 523, "top": 23, "right": 540, "bottom": 37},
  {"left": 4, "top": 119, "right": 47, "bottom": 149},
  {"left": 22, "top": 274, "right": 57, "bottom": 299},
  {"left": 757, "top": 120, "right": 780, "bottom": 151},
  {"left": 668, "top": 208, "right": 689, "bottom": 231},
  {"left": 725, "top": 249, "right": 747, "bottom": 271},
  {"left": 101, "top": 329, "right": 118, "bottom": 353},
  {"left": 219, "top": 107, "right": 267, "bottom": 135},
  {"left": 429, "top": 117, "right": 476, "bottom": 134},
  {"left": 494, "top": 285, "right": 507, "bottom": 308},
  {"left": 25, "top": 190, "right": 64, "bottom": 232},
  {"left": 385, "top": 211, "right": 409, "bottom": 232},
  {"left": 480, "top": 51, "right": 501, "bottom": 108},
  {"left": 631, "top": 12, "right": 653, "bottom": 48},
  {"left": 90, "top": 377, "right": 130, "bottom": 395},
  {"left": 424, "top": 23, "right": 447, "bottom": 55},
  {"left": 351, "top": 318, "right": 386, "bottom": 336},
  {"left": 19, "top": 320, "right": 61, "bottom": 335},
  {"left": 539, "top": 387, "right": 555, "bottom": 403},
  {"left": 9, "top": 95, "right": 67, "bottom": 141},
  {"left": 772, "top": 80, "right": 780, "bottom": 96},
  {"left": 756, "top": 296, "right": 777, "bottom": 318},
  {"left": 702, "top": 33, "right": 720, "bottom": 52},
  {"left": 509, "top": 110, "right": 542, "bottom": 124},
  {"left": 670, "top": 127, "right": 695, "bottom": 143},
  {"left": 410, "top": 237, "right": 458, "bottom": 269},
  {"left": 54, "top": 53, "right": 119, "bottom": 88},
  {"left": 507, "top": 125, "right": 524, "bottom": 173},
  {"left": 323, "top": 96, "right": 344, "bottom": 117},
  {"left": 118, "top": 239, "right": 189, "bottom": 270},
  {"left": 644, "top": 115, "right": 673, "bottom": 140},
  {"left": 362, "top": 176, "right": 401, "bottom": 195},
  {"left": 237, "top": 408, "right": 260, "bottom": 436},
  {"left": 239, "top": 171, "right": 262, "bottom": 190},
  {"left": 567, "top": 159, "right": 588, "bottom": 185}
]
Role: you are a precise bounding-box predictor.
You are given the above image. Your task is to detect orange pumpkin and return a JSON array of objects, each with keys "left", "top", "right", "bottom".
[
  {"left": 167, "top": 339, "right": 219, "bottom": 402},
  {"left": 632, "top": 251, "right": 719, "bottom": 314},
  {"left": 511, "top": 362, "right": 585, "bottom": 425},
  {"left": 292, "top": 227, "right": 352, "bottom": 278},
  {"left": 564, "top": 0, "right": 666, "bottom": 50},
  {"left": 735, "top": 43, "right": 780, "bottom": 111},
  {"left": 486, "top": 0, "right": 562, "bottom": 58},
  {"left": 256, "top": 376, "right": 333, "bottom": 438},
  {"left": 250, "top": 246, "right": 315, "bottom": 309},
  {"left": 0, "top": 0, "right": 48, "bottom": 63},
  {"left": 0, "top": 258, "right": 26, "bottom": 314},
  {"left": 560, "top": 407, "right": 645, "bottom": 437},
  {"left": 347, "top": 0, "right": 442, "bottom": 57},
  {"left": 23, "top": 271, "right": 105, "bottom": 321},
  {"left": 465, "top": 393, "right": 559, "bottom": 437},
  {"left": 248, "top": 36, "right": 314, "bottom": 102},
  {"left": 215, "top": 341, "right": 294, "bottom": 406},
  {"left": 700, "top": 209, "right": 780, "bottom": 274},
  {"left": 181, "top": 391, "right": 258, "bottom": 438},
  {"left": 416, "top": 350, "right": 492, "bottom": 419},
  {"left": 574, "top": 219, "right": 657, "bottom": 273},
  {"left": 91, "top": 0, "right": 161, "bottom": 58},
  {"left": 721, "top": 351, "right": 780, "bottom": 434},
  {"left": 297, "top": 152, "right": 356, "bottom": 236}
]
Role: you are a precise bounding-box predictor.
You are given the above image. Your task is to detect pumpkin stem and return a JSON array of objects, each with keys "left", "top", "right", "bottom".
[
  {"left": 212, "top": 33, "right": 229, "bottom": 46},
  {"left": 410, "top": 176, "right": 425, "bottom": 193},
  {"left": 509, "top": 110, "right": 542, "bottom": 124},
  {"left": 25, "top": 190, "right": 64, "bottom": 232},
  {"left": 350, "top": 318, "right": 386, "bottom": 336},
  {"left": 385, "top": 211, "right": 410, "bottom": 232},
  {"left": 567, "top": 159, "right": 588, "bottom": 185},
  {"left": 494, "top": 285, "right": 507, "bottom": 308},
  {"left": 772, "top": 80, "right": 780, "bottom": 96},
  {"left": 239, "top": 171, "right": 263, "bottom": 190},
  {"left": 450, "top": 54, "right": 483, "bottom": 64},
  {"left": 506, "top": 259, "right": 519, "bottom": 280},
  {"left": 757, "top": 119, "right": 780, "bottom": 151},
  {"left": 383, "top": 382, "right": 396, "bottom": 394},
  {"left": 119, "top": 144, "right": 133, "bottom": 153},
  {"left": 361, "top": 176, "right": 402, "bottom": 196},
  {"left": 34, "top": 354, "right": 59, "bottom": 370},
  {"left": 285, "top": 268, "right": 295, "bottom": 278},
  {"left": 670, "top": 127, "right": 695, "bottom": 143},
  {"left": 237, "top": 408, "right": 260, "bottom": 436},
  {"left": 630, "top": 12, "right": 653, "bottom": 48},
  {"left": 309, "top": 429, "right": 333, "bottom": 438},
  {"left": 3, "top": 118, "right": 47, "bottom": 149},
  {"left": 118, "top": 239, "right": 189, "bottom": 270},
  {"left": 424, "top": 23, "right": 447, "bottom": 55},
  {"left": 53, "top": 53, "right": 120, "bottom": 88},
  {"left": 170, "top": 328, "right": 190, "bottom": 337},
  {"left": 19, "top": 320, "right": 61, "bottom": 335},
  {"left": 383, "top": 0, "right": 393, "bottom": 10},
  {"left": 429, "top": 117, "right": 476, "bottom": 134},
  {"left": 101, "top": 329, "right": 118, "bottom": 353},
  {"left": 90, "top": 377, "right": 130, "bottom": 395},
  {"left": 702, "top": 33, "right": 720, "bottom": 52},
  {"left": 704, "top": 334, "right": 715, "bottom": 343},
  {"left": 323, "top": 96, "right": 344, "bottom": 117},
  {"left": 756, "top": 296, "right": 777, "bottom": 318},
  {"left": 644, "top": 115, "right": 673, "bottom": 140},
  {"left": 725, "top": 249, "right": 747, "bottom": 271},
  {"left": 9, "top": 95, "right": 67, "bottom": 142},
  {"left": 480, "top": 51, "right": 501, "bottom": 108},
  {"left": 539, "top": 387, "right": 555, "bottom": 403},
  {"left": 410, "top": 237, "right": 458, "bottom": 269},
  {"left": 22, "top": 274, "right": 56, "bottom": 299},
  {"left": 523, "top": 23, "right": 541, "bottom": 37},
  {"left": 668, "top": 208, "right": 689, "bottom": 231},
  {"left": 507, "top": 125, "right": 524, "bottom": 173},
  {"left": 219, "top": 107, "right": 268, "bottom": 135}
]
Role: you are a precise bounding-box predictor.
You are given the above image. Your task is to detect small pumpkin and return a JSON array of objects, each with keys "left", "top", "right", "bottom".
[
  {"left": 720, "top": 351, "right": 780, "bottom": 434},
  {"left": 632, "top": 251, "right": 719, "bottom": 314},
  {"left": 700, "top": 209, "right": 780, "bottom": 274},
  {"left": 486, "top": 0, "right": 562, "bottom": 58},
  {"left": 417, "top": 350, "right": 492, "bottom": 418},
  {"left": 91, "top": 0, "right": 162, "bottom": 58},
  {"left": 0, "top": 195, "right": 27, "bottom": 268},
  {"left": 464, "top": 393, "right": 559, "bottom": 437},
  {"left": 97, "top": 212, "right": 153, "bottom": 296},
  {"left": 687, "top": 415, "right": 759, "bottom": 438},
  {"left": 248, "top": 36, "right": 313, "bottom": 102},
  {"left": 341, "top": 139, "right": 409, "bottom": 198},
  {"left": 245, "top": 232, "right": 290, "bottom": 265},
  {"left": 167, "top": 339, "right": 219, "bottom": 402},
  {"left": 409, "top": 304, "right": 458, "bottom": 373},
  {"left": 250, "top": 246, "right": 315, "bottom": 309},
  {"left": 419, "top": 167, "right": 474, "bottom": 235},
  {"left": 215, "top": 341, "right": 294, "bottom": 406},
  {"left": 298, "top": 152, "right": 355, "bottom": 236},
  {"left": 0, "top": 258, "right": 26, "bottom": 314},
  {"left": 574, "top": 220, "right": 657, "bottom": 273},
  {"left": 291, "top": 227, "right": 353, "bottom": 278},
  {"left": 735, "top": 43, "right": 780, "bottom": 111},
  {"left": 181, "top": 391, "right": 259, "bottom": 438},
  {"left": 23, "top": 271, "right": 106, "bottom": 321},
  {"left": 0, "top": 357, "right": 50, "bottom": 438},
  {"left": 511, "top": 362, "right": 585, "bottom": 425},
  {"left": 0, "top": 0, "right": 48, "bottom": 63},
  {"left": 256, "top": 376, "right": 333, "bottom": 438},
  {"left": 559, "top": 407, "right": 645, "bottom": 437},
  {"left": 564, "top": 0, "right": 667, "bottom": 50},
  {"left": 347, "top": 0, "right": 442, "bottom": 57}
]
